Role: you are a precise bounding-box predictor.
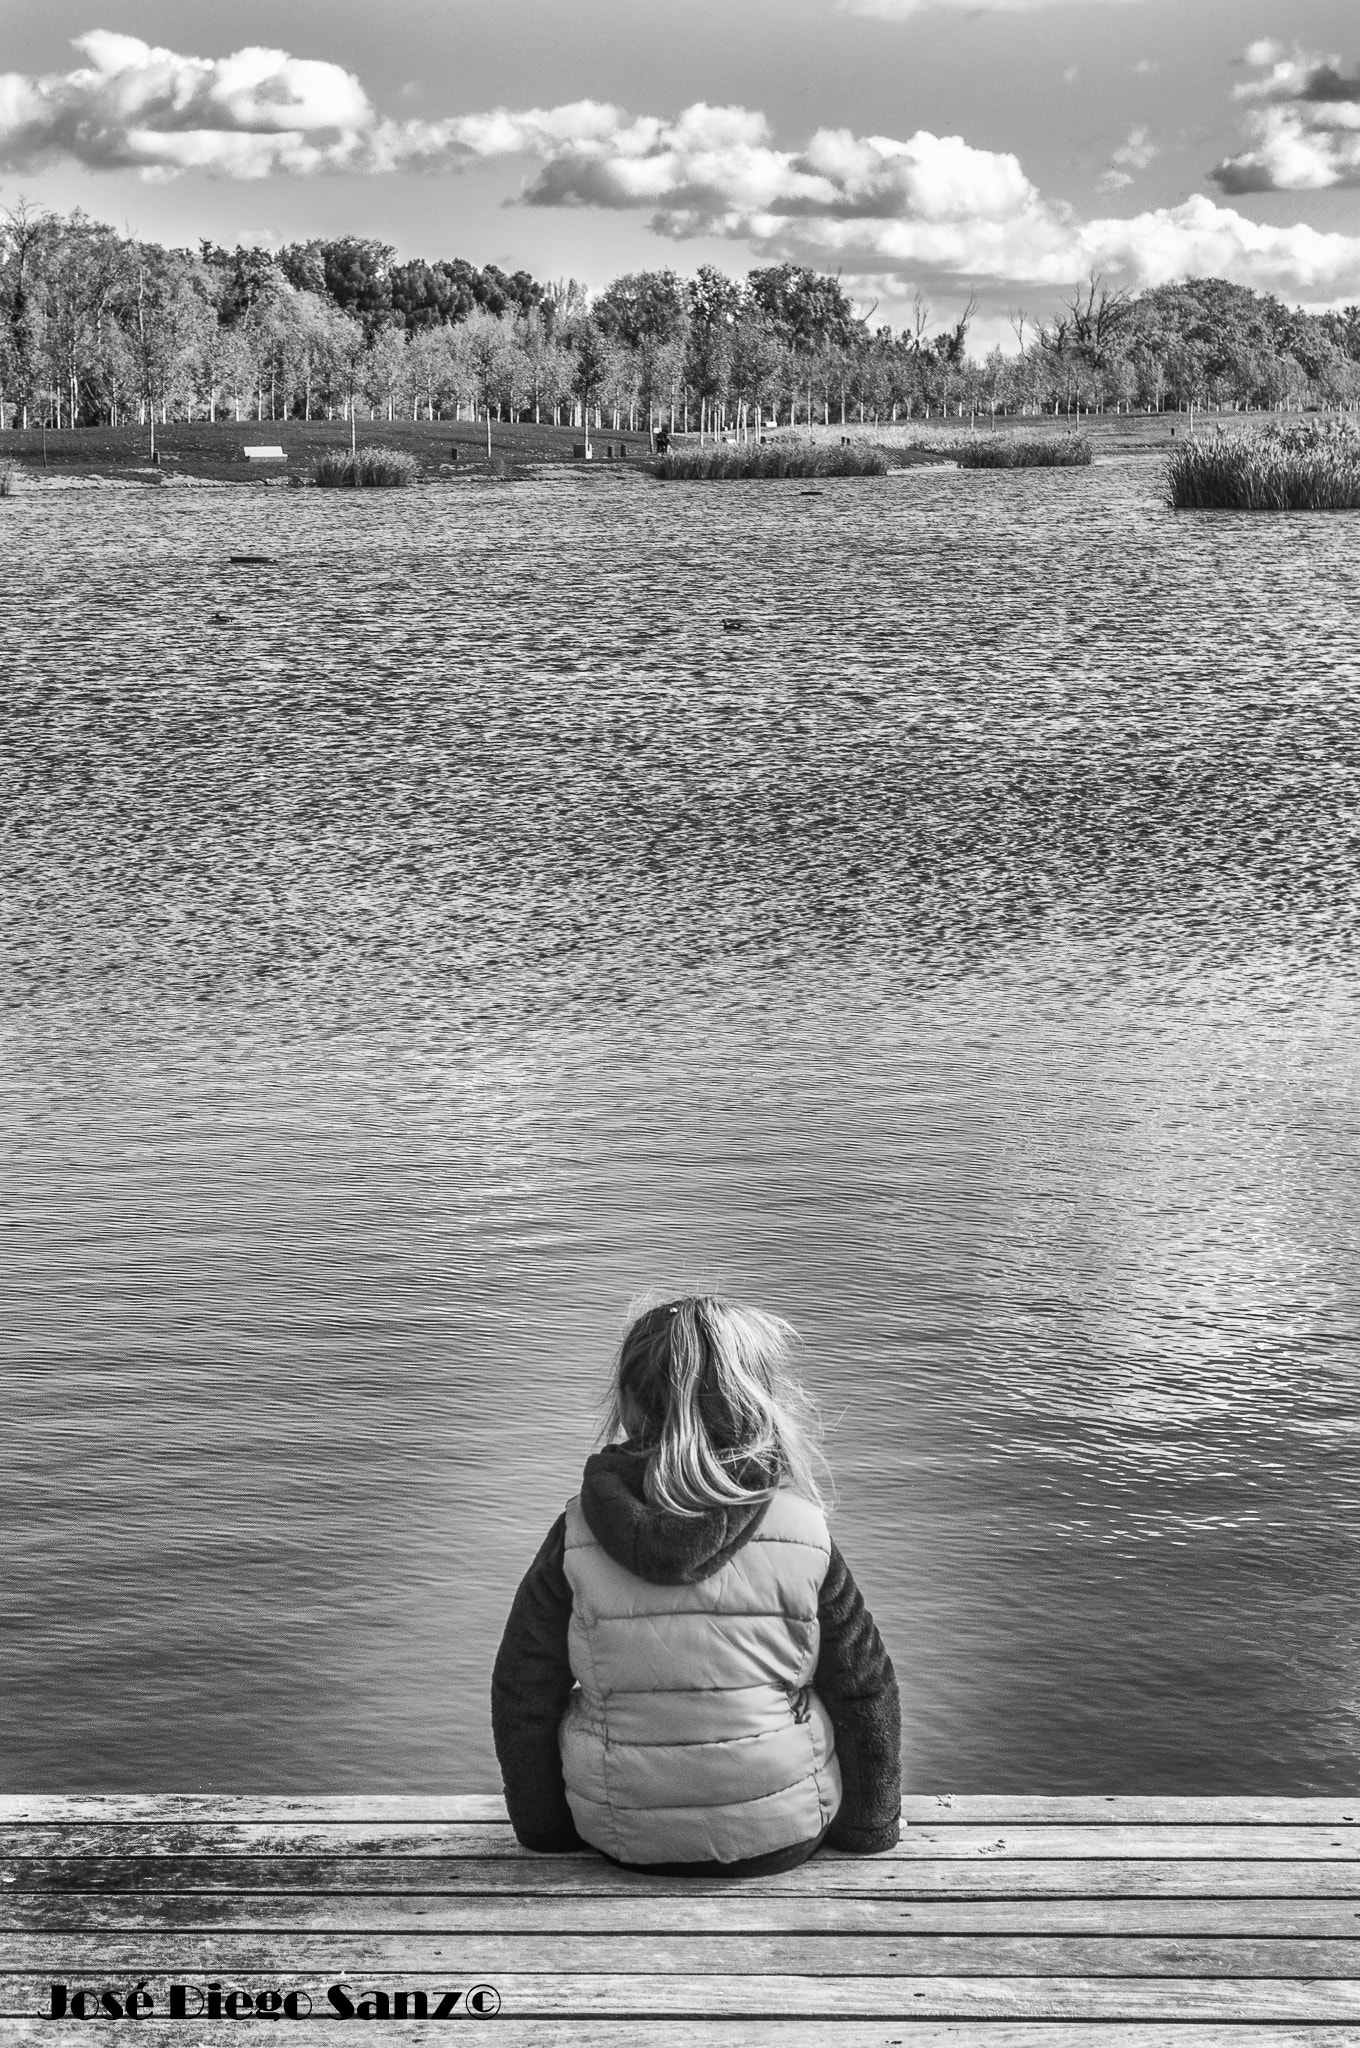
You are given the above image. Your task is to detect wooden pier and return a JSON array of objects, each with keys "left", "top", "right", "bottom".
[{"left": 2, "top": 1795, "right": 1358, "bottom": 2042}]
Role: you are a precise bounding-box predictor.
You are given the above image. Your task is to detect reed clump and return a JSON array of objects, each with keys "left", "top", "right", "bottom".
[
  {"left": 312, "top": 446, "right": 419, "bottom": 488},
  {"left": 1167, "top": 418, "right": 1360, "bottom": 511},
  {"left": 652, "top": 442, "right": 888, "bottom": 480},
  {"left": 942, "top": 434, "right": 1093, "bottom": 469}
]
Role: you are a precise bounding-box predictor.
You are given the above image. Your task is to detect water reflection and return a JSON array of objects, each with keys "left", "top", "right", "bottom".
[{"left": 1, "top": 464, "right": 1357, "bottom": 1790}]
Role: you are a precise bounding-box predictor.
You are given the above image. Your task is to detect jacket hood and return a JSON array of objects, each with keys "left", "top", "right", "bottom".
[{"left": 580, "top": 1444, "right": 771, "bottom": 1585}]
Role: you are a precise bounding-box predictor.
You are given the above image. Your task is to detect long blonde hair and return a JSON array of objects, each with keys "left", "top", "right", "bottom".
[{"left": 603, "top": 1295, "right": 829, "bottom": 1519}]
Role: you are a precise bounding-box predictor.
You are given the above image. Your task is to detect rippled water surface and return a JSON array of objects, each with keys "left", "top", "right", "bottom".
[{"left": 3, "top": 462, "right": 1359, "bottom": 1791}]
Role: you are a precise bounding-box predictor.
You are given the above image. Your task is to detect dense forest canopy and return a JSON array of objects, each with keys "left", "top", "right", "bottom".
[{"left": 4, "top": 203, "right": 1359, "bottom": 434}]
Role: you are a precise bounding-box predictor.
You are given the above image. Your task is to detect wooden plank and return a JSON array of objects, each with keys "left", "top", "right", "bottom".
[
  {"left": 2, "top": 1794, "right": 1355, "bottom": 1826},
  {"left": 0, "top": 1798, "right": 509, "bottom": 1826},
  {"left": 8, "top": 1856, "right": 1360, "bottom": 1897},
  {"left": 903, "top": 1798, "right": 1360, "bottom": 1828},
  {"left": 8, "top": 2025, "right": 1360, "bottom": 2048},
  {"left": 7, "top": 1892, "right": 1360, "bottom": 1936},
  {"left": 9, "top": 1931, "right": 1360, "bottom": 1977},
  {"left": 3, "top": 1823, "right": 1356, "bottom": 1860},
  {"left": 7, "top": 1972, "right": 1360, "bottom": 2019}
]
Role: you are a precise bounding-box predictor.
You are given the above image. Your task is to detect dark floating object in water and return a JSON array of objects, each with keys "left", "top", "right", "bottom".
[
  {"left": 722, "top": 617, "right": 747, "bottom": 631},
  {"left": 209, "top": 611, "right": 232, "bottom": 624},
  {"left": 800, "top": 490, "right": 824, "bottom": 498},
  {"left": 228, "top": 554, "right": 275, "bottom": 565}
]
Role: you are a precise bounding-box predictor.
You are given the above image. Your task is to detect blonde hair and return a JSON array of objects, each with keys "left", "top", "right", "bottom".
[{"left": 603, "top": 1295, "right": 829, "bottom": 1519}]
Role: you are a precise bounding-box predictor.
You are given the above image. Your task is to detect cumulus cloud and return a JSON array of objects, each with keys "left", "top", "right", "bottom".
[
  {"left": 0, "top": 31, "right": 630, "bottom": 179},
  {"left": 504, "top": 97, "right": 1360, "bottom": 302},
  {"left": 737, "top": 191, "right": 1360, "bottom": 302},
  {"left": 519, "top": 111, "right": 1042, "bottom": 236},
  {"left": 1213, "top": 40, "right": 1360, "bottom": 192},
  {"left": 6, "top": 31, "right": 1360, "bottom": 304},
  {"left": 0, "top": 31, "right": 378, "bottom": 177}
]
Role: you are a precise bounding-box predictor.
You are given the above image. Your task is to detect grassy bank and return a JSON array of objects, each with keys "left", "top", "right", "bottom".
[
  {"left": 652, "top": 442, "right": 889, "bottom": 480},
  {"left": 939, "top": 433, "right": 1093, "bottom": 469},
  {"left": 1168, "top": 419, "right": 1360, "bottom": 510},
  {"left": 0, "top": 417, "right": 652, "bottom": 484}
]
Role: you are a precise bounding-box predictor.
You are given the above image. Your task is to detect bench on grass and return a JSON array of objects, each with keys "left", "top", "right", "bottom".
[
  {"left": 243, "top": 446, "right": 287, "bottom": 463},
  {"left": 2, "top": 1794, "right": 1358, "bottom": 2040}
]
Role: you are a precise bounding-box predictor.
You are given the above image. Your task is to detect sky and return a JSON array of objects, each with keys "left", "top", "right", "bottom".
[{"left": 3, "top": 0, "right": 1360, "bottom": 347}]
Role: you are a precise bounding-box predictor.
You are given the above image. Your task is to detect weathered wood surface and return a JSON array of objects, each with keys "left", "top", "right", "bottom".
[
  {"left": 10, "top": 1856, "right": 1360, "bottom": 1896},
  {"left": 8, "top": 2029, "right": 1360, "bottom": 2048},
  {"left": 2, "top": 1797, "right": 1358, "bottom": 2041},
  {"left": 3, "top": 1795, "right": 1356, "bottom": 1824},
  {"left": 8, "top": 1893, "right": 1360, "bottom": 1935},
  {"left": 10, "top": 1933, "right": 1360, "bottom": 1976},
  {"left": 7, "top": 1824, "right": 1360, "bottom": 1860},
  {"left": 9, "top": 1972, "right": 1360, "bottom": 2019}
]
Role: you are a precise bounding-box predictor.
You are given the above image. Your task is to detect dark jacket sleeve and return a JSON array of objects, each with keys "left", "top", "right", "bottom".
[
  {"left": 814, "top": 1540, "right": 902, "bottom": 1853},
  {"left": 490, "top": 1513, "right": 585, "bottom": 1852}
]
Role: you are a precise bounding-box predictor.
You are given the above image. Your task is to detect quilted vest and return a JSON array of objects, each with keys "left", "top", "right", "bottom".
[{"left": 559, "top": 1488, "right": 843, "bottom": 1866}]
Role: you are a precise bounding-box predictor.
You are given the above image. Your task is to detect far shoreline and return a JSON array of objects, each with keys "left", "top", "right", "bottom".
[{"left": 0, "top": 407, "right": 1287, "bottom": 489}]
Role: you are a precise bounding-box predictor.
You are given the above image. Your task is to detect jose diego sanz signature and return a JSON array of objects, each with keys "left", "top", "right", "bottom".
[{"left": 49, "top": 1981, "right": 502, "bottom": 2019}]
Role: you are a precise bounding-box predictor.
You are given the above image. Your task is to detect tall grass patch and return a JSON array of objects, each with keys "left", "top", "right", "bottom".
[
  {"left": 1168, "top": 418, "right": 1360, "bottom": 511},
  {"left": 312, "top": 446, "right": 419, "bottom": 488},
  {"left": 941, "top": 434, "right": 1093, "bottom": 469},
  {"left": 652, "top": 442, "right": 888, "bottom": 480}
]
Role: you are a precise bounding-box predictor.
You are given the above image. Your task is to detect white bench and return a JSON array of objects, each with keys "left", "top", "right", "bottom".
[{"left": 243, "top": 445, "right": 287, "bottom": 462}]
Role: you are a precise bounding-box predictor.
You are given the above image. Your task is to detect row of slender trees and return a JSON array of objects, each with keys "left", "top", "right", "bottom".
[{"left": 3, "top": 203, "right": 1360, "bottom": 436}]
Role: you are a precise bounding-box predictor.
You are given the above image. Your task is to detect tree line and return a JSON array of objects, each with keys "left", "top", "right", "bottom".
[{"left": 3, "top": 203, "right": 1359, "bottom": 436}]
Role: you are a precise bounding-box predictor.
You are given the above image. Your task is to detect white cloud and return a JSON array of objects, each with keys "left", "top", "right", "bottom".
[
  {"left": 1214, "top": 41, "right": 1360, "bottom": 192},
  {"left": 0, "top": 31, "right": 378, "bottom": 177},
  {"left": 0, "top": 31, "right": 634, "bottom": 180},
  {"left": 520, "top": 116, "right": 1042, "bottom": 230},
  {"left": 1077, "top": 194, "right": 1360, "bottom": 298},
  {"left": 1112, "top": 124, "right": 1157, "bottom": 171},
  {"left": 1100, "top": 122, "right": 1156, "bottom": 187},
  {"left": 6, "top": 31, "right": 1360, "bottom": 306},
  {"left": 512, "top": 102, "right": 1360, "bottom": 301},
  {"left": 734, "top": 191, "right": 1360, "bottom": 303}
]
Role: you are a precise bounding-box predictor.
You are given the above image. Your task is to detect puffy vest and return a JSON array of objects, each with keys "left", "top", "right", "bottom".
[{"left": 559, "top": 1488, "right": 843, "bottom": 1866}]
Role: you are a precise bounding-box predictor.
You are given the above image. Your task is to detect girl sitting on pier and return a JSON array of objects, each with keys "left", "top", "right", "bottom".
[{"left": 492, "top": 1295, "right": 901, "bottom": 1875}]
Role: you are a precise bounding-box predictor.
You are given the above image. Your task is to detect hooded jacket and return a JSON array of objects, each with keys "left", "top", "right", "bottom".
[{"left": 492, "top": 1446, "right": 901, "bottom": 1867}]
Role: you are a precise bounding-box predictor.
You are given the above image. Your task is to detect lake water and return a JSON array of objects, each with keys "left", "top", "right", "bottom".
[{"left": 2, "top": 460, "right": 1358, "bottom": 1794}]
